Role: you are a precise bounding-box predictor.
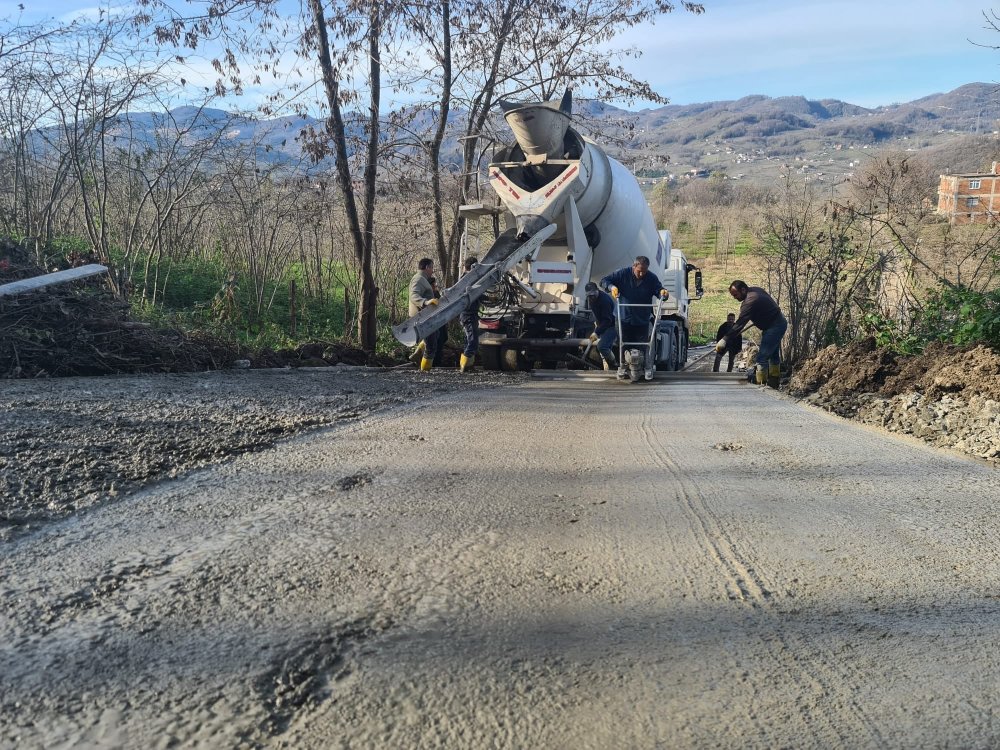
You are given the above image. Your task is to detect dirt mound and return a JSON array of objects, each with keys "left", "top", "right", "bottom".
[
  {"left": 789, "top": 338, "right": 1000, "bottom": 414},
  {"left": 889, "top": 343, "right": 1000, "bottom": 402},
  {"left": 2, "top": 240, "right": 242, "bottom": 377},
  {"left": 1, "top": 238, "right": 411, "bottom": 377},
  {"left": 787, "top": 338, "right": 899, "bottom": 414},
  {"left": 789, "top": 339, "right": 1000, "bottom": 464}
]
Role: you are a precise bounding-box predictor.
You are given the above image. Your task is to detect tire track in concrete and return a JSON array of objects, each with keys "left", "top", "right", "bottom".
[
  {"left": 637, "top": 406, "right": 890, "bottom": 749},
  {"left": 638, "top": 410, "right": 771, "bottom": 605}
]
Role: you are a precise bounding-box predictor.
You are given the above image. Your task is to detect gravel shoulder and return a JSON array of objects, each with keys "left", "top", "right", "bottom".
[{"left": 0, "top": 366, "right": 524, "bottom": 540}]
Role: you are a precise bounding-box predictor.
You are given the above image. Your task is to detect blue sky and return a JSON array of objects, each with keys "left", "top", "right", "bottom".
[
  {"left": 3, "top": 0, "right": 998, "bottom": 110},
  {"left": 624, "top": 0, "right": 999, "bottom": 107}
]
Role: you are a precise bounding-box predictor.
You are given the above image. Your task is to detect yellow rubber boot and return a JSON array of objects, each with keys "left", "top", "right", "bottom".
[
  {"left": 408, "top": 341, "right": 426, "bottom": 364},
  {"left": 767, "top": 364, "right": 781, "bottom": 389},
  {"left": 755, "top": 365, "right": 767, "bottom": 385},
  {"left": 459, "top": 354, "right": 474, "bottom": 373},
  {"left": 419, "top": 356, "right": 433, "bottom": 372}
]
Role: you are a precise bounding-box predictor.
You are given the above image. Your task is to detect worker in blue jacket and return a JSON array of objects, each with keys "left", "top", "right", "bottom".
[
  {"left": 600, "top": 255, "right": 669, "bottom": 357},
  {"left": 584, "top": 282, "right": 617, "bottom": 370}
]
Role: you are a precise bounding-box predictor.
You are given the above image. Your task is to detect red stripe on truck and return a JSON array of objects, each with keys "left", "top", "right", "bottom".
[
  {"left": 491, "top": 169, "right": 521, "bottom": 200},
  {"left": 543, "top": 165, "right": 579, "bottom": 198}
]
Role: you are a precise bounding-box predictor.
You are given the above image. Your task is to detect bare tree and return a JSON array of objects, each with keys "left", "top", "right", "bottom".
[
  {"left": 434, "top": 0, "right": 706, "bottom": 284},
  {"left": 756, "top": 173, "right": 892, "bottom": 365},
  {"left": 840, "top": 152, "right": 1000, "bottom": 321},
  {"left": 211, "top": 149, "right": 303, "bottom": 324},
  {"left": 0, "top": 16, "right": 79, "bottom": 257},
  {"left": 101, "top": 100, "right": 231, "bottom": 302}
]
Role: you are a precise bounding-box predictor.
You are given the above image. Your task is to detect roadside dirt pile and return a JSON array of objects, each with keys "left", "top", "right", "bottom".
[
  {"left": 1, "top": 239, "right": 242, "bottom": 377},
  {"left": 789, "top": 339, "right": 1000, "bottom": 463},
  {"left": 1, "top": 238, "right": 407, "bottom": 377}
]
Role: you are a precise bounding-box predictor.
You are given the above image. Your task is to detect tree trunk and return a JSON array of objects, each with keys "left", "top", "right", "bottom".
[
  {"left": 357, "top": 3, "right": 382, "bottom": 350},
  {"left": 308, "top": 0, "right": 379, "bottom": 351},
  {"left": 429, "top": 1, "right": 452, "bottom": 284}
]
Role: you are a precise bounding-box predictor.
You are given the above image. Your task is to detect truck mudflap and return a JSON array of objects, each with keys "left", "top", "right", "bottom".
[{"left": 391, "top": 223, "right": 557, "bottom": 347}]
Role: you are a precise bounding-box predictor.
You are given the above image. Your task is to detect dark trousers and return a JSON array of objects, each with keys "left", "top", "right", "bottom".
[
  {"left": 461, "top": 317, "right": 479, "bottom": 356},
  {"left": 620, "top": 322, "right": 650, "bottom": 351},
  {"left": 423, "top": 328, "right": 441, "bottom": 361},
  {"left": 713, "top": 349, "right": 736, "bottom": 372}
]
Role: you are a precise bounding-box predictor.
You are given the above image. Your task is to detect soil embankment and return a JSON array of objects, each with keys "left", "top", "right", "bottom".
[{"left": 789, "top": 339, "right": 1000, "bottom": 464}]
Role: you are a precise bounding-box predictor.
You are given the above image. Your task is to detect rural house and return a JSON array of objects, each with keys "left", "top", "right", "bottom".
[{"left": 937, "top": 162, "right": 1000, "bottom": 224}]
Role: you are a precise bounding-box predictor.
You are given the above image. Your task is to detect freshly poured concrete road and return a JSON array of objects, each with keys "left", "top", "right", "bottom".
[{"left": 3, "top": 368, "right": 1000, "bottom": 748}]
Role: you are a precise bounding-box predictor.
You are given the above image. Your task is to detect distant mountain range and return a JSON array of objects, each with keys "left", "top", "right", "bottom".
[
  {"left": 614, "top": 82, "right": 1000, "bottom": 183},
  {"left": 94, "top": 82, "right": 1000, "bottom": 186}
]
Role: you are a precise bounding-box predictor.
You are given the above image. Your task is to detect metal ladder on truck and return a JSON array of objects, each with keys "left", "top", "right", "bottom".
[{"left": 614, "top": 296, "right": 665, "bottom": 382}]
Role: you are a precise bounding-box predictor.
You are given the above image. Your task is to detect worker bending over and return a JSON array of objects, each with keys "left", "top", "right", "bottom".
[
  {"left": 717, "top": 280, "right": 787, "bottom": 387},
  {"left": 584, "top": 282, "right": 617, "bottom": 370}
]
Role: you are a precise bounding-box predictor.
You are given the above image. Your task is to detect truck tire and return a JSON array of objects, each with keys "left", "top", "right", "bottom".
[{"left": 501, "top": 346, "right": 530, "bottom": 372}]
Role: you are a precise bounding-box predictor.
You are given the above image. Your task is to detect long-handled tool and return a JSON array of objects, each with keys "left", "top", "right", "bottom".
[{"left": 392, "top": 224, "right": 557, "bottom": 347}]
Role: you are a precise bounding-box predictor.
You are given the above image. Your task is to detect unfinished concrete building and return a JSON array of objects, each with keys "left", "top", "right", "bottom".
[{"left": 937, "top": 162, "right": 1000, "bottom": 224}]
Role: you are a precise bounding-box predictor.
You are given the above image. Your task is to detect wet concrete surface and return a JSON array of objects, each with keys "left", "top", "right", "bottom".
[{"left": 3, "top": 356, "right": 1000, "bottom": 748}]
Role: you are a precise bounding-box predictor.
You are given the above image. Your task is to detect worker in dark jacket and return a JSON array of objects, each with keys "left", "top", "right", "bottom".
[
  {"left": 584, "top": 282, "right": 617, "bottom": 370},
  {"left": 713, "top": 312, "right": 741, "bottom": 372},
  {"left": 429, "top": 275, "right": 448, "bottom": 367},
  {"left": 458, "top": 256, "right": 479, "bottom": 373},
  {"left": 717, "top": 280, "right": 787, "bottom": 387},
  {"left": 600, "top": 255, "right": 669, "bottom": 358}
]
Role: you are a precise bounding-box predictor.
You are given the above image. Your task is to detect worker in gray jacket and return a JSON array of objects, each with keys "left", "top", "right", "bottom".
[
  {"left": 716, "top": 279, "right": 787, "bottom": 387},
  {"left": 407, "top": 257, "right": 441, "bottom": 371}
]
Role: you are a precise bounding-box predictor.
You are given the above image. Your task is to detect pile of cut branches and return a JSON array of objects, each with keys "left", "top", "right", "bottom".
[{"left": 1, "top": 239, "right": 243, "bottom": 378}]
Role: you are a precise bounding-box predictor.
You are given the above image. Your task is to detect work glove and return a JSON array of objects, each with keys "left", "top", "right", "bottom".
[
  {"left": 715, "top": 339, "right": 727, "bottom": 353},
  {"left": 426, "top": 298, "right": 439, "bottom": 306},
  {"left": 589, "top": 332, "right": 599, "bottom": 343},
  {"left": 609, "top": 286, "right": 619, "bottom": 299},
  {"left": 659, "top": 289, "right": 669, "bottom": 300}
]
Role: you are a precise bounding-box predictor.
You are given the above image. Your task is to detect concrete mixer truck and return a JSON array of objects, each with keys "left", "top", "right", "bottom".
[{"left": 392, "top": 90, "right": 702, "bottom": 376}]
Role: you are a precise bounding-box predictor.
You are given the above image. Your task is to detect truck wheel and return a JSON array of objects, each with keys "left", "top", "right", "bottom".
[
  {"left": 669, "top": 334, "right": 681, "bottom": 371},
  {"left": 501, "top": 346, "right": 530, "bottom": 372}
]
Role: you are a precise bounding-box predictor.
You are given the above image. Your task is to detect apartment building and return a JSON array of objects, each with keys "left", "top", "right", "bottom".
[{"left": 937, "top": 162, "right": 1000, "bottom": 224}]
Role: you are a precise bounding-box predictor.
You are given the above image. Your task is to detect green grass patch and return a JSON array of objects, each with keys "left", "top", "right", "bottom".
[{"left": 128, "top": 255, "right": 357, "bottom": 348}]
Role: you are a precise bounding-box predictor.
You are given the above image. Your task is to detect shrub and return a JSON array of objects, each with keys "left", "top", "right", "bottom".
[{"left": 918, "top": 286, "right": 1000, "bottom": 350}]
